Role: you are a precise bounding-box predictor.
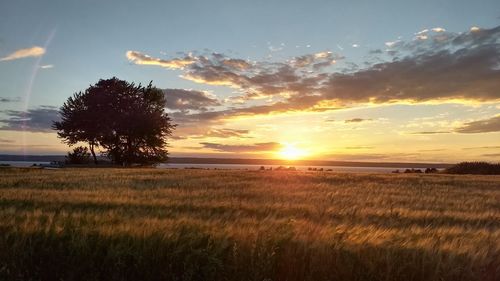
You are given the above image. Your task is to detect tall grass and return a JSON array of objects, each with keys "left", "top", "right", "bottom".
[{"left": 0, "top": 168, "right": 498, "bottom": 281}]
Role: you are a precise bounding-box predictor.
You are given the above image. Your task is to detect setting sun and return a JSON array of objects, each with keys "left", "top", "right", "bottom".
[{"left": 278, "top": 143, "right": 307, "bottom": 160}]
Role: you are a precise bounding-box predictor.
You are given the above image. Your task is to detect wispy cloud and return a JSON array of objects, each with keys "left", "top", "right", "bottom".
[
  {"left": 345, "top": 118, "right": 372, "bottom": 123},
  {"left": 40, "top": 64, "right": 54, "bottom": 69},
  {"left": 344, "top": 146, "right": 374, "bottom": 150},
  {"left": 482, "top": 153, "right": 500, "bottom": 157},
  {"left": 432, "top": 27, "right": 446, "bottom": 32},
  {"left": 126, "top": 50, "right": 195, "bottom": 69},
  {"left": 198, "top": 142, "right": 282, "bottom": 153},
  {"left": 200, "top": 128, "right": 251, "bottom": 139},
  {"left": 0, "top": 97, "right": 20, "bottom": 103},
  {"left": 0, "top": 106, "right": 59, "bottom": 132},
  {"left": 0, "top": 138, "right": 14, "bottom": 143},
  {"left": 409, "top": 131, "right": 451, "bottom": 135},
  {"left": 0, "top": 46, "right": 45, "bottom": 61},
  {"left": 455, "top": 115, "right": 500, "bottom": 133},
  {"left": 462, "top": 146, "right": 500, "bottom": 150}
]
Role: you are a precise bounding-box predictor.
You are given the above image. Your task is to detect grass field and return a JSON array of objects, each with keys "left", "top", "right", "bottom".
[{"left": 0, "top": 168, "right": 498, "bottom": 281}]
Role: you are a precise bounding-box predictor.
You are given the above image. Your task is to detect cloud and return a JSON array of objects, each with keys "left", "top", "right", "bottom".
[
  {"left": 320, "top": 43, "right": 500, "bottom": 104},
  {"left": 0, "top": 138, "right": 14, "bottom": 143},
  {"left": 325, "top": 152, "right": 421, "bottom": 161},
  {"left": 163, "top": 89, "right": 220, "bottom": 111},
  {"left": 126, "top": 51, "right": 195, "bottom": 69},
  {"left": 0, "top": 97, "right": 20, "bottom": 103},
  {"left": 40, "top": 64, "right": 54, "bottom": 69},
  {"left": 462, "top": 146, "right": 500, "bottom": 150},
  {"left": 203, "top": 128, "right": 250, "bottom": 138},
  {"left": 418, "top": 149, "right": 447, "bottom": 152},
  {"left": 482, "top": 153, "right": 500, "bottom": 157},
  {"left": 183, "top": 128, "right": 251, "bottom": 139},
  {"left": 344, "top": 146, "right": 374, "bottom": 149},
  {"left": 409, "top": 131, "right": 451, "bottom": 135},
  {"left": 198, "top": 142, "right": 282, "bottom": 152},
  {"left": 0, "top": 106, "right": 59, "bottom": 132},
  {"left": 455, "top": 115, "right": 500, "bottom": 133},
  {"left": 0, "top": 46, "right": 45, "bottom": 61},
  {"left": 432, "top": 27, "right": 446, "bottom": 33},
  {"left": 415, "top": 29, "right": 429, "bottom": 35},
  {"left": 344, "top": 118, "right": 371, "bottom": 123},
  {"left": 385, "top": 40, "right": 401, "bottom": 47},
  {"left": 129, "top": 25, "right": 500, "bottom": 127}
]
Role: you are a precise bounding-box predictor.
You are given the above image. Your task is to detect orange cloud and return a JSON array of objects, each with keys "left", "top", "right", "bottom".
[
  {"left": 0, "top": 46, "right": 45, "bottom": 61},
  {"left": 126, "top": 51, "right": 195, "bottom": 69}
]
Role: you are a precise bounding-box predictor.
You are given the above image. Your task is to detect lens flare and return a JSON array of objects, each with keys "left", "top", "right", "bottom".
[{"left": 278, "top": 143, "right": 307, "bottom": 160}]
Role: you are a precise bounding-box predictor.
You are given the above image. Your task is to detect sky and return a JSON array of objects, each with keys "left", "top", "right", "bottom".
[{"left": 0, "top": 0, "right": 499, "bottom": 162}]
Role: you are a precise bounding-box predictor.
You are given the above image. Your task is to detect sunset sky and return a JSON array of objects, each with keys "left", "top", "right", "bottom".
[{"left": 0, "top": 0, "right": 499, "bottom": 162}]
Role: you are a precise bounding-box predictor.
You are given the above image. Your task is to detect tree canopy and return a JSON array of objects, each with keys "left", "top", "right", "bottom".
[{"left": 53, "top": 77, "right": 175, "bottom": 165}]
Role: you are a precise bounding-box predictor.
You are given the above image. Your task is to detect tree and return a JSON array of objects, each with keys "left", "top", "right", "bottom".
[
  {"left": 53, "top": 77, "right": 175, "bottom": 165},
  {"left": 65, "top": 146, "right": 91, "bottom": 164},
  {"left": 52, "top": 91, "right": 101, "bottom": 164}
]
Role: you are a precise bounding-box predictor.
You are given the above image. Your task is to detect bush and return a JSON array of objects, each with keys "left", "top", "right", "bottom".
[
  {"left": 66, "top": 146, "right": 91, "bottom": 164},
  {"left": 445, "top": 161, "right": 500, "bottom": 175}
]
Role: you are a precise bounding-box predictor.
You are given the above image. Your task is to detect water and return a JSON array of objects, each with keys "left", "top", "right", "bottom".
[
  {"left": 0, "top": 161, "right": 50, "bottom": 167},
  {"left": 157, "top": 163, "right": 428, "bottom": 173},
  {"left": 1, "top": 161, "right": 432, "bottom": 173}
]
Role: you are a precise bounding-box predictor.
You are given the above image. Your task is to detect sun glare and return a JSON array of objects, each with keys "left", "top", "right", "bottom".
[{"left": 278, "top": 143, "right": 307, "bottom": 160}]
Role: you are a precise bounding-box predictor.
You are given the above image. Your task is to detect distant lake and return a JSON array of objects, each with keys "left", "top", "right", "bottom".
[
  {"left": 0, "top": 161, "right": 50, "bottom": 167},
  {"left": 1, "top": 161, "right": 434, "bottom": 173},
  {"left": 157, "top": 163, "right": 431, "bottom": 173}
]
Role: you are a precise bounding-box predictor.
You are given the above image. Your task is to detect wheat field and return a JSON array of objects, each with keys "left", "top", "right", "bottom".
[{"left": 0, "top": 167, "right": 498, "bottom": 281}]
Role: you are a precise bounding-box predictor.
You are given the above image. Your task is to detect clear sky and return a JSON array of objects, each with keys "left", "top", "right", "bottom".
[{"left": 0, "top": 0, "right": 499, "bottom": 162}]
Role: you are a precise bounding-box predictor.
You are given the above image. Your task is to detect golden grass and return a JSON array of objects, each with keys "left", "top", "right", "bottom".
[{"left": 0, "top": 168, "right": 499, "bottom": 281}]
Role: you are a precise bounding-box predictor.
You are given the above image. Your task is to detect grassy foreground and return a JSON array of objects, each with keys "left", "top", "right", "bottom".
[{"left": 0, "top": 168, "right": 498, "bottom": 281}]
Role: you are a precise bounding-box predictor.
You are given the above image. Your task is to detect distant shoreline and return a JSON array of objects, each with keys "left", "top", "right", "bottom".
[{"left": 0, "top": 154, "right": 453, "bottom": 168}]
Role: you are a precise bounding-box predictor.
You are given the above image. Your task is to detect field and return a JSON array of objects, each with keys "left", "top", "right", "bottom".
[{"left": 0, "top": 168, "right": 498, "bottom": 281}]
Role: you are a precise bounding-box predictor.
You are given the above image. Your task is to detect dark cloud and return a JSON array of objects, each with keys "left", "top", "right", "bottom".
[
  {"left": 462, "top": 146, "right": 500, "bottom": 150},
  {"left": 163, "top": 89, "right": 220, "bottom": 111},
  {"left": 409, "top": 131, "right": 451, "bottom": 135},
  {"left": 198, "top": 142, "right": 282, "bottom": 153},
  {"left": 455, "top": 115, "right": 500, "bottom": 133},
  {"left": 0, "top": 97, "right": 20, "bottom": 103},
  {"left": 0, "top": 106, "right": 59, "bottom": 132},
  {"left": 344, "top": 146, "right": 374, "bottom": 149},
  {"left": 369, "top": 49, "right": 383, "bottom": 54},
  {"left": 344, "top": 118, "right": 371, "bottom": 123},
  {"left": 320, "top": 44, "right": 500, "bottom": 104},
  {"left": 0, "top": 138, "right": 14, "bottom": 143}
]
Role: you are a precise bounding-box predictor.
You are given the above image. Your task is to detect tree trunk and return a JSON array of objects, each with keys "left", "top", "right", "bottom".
[{"left": 89, "top": 142, "right": 98, "bottom": 165}]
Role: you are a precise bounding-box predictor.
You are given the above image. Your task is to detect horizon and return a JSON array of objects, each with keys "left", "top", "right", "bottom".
[
  {"left": 1, "top": 0, "right": 499, "bottom": 162},
  {"left": 0, "top": 153, "right": 456, "bottom": 166}
]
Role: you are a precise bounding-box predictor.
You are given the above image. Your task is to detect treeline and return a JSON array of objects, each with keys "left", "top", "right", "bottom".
[{"left": 445, "top": 162, "right": 500, "bottom": 175}]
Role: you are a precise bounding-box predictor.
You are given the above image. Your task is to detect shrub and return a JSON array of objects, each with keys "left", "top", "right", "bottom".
[
  {"left": 65, "top": 146, "right": 91, "bottom": 164},
  {"left": 445, "top": 161, "right": 500, "bottom": 175}
]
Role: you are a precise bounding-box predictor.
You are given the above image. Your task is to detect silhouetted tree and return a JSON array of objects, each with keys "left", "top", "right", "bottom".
[
  {"left": 65, "top": 146, "right": 91, "bottom": 164},
  {"left": 53, "top": 77, "right": 175, "bottom": 165},
  {"left": 52, "top": 90, "right": 101, "bottom": 163}
]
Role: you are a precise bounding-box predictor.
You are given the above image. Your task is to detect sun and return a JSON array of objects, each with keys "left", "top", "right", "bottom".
[{"left": 278, "top": 143, "right": 307, "bottom": 160}]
